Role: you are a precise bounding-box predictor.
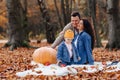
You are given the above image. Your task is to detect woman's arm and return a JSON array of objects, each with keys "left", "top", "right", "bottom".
[{"left": 83, "top": 34, "right": 94, "bottom": 65}]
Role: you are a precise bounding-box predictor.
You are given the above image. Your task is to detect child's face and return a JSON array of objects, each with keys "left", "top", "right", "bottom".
[{"left": 65, "top": 38, "right": 73, "bottom": 44}]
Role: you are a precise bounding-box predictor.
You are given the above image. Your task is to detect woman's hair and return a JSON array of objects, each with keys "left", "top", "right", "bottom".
[{"left": 82, "top": 19, "right": 95, "bottom": 50}]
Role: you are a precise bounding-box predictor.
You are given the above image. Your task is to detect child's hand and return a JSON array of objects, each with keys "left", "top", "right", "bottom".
[
  {"left": 56, "top": 60, "right": 61, "bottom": 65},
  {"left": 57, "top": 60, "right": 66, "bottom": 67},
  {"left": 78, "top": 57, "right": 81, "bottom": 61},
  {"left": 60, "top": 64, "right": 66, "bottom": 67}
]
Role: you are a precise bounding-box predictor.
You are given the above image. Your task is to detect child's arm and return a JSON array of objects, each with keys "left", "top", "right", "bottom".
[{"left": 56, "top": 44, "right": 63, "bottom": 63}]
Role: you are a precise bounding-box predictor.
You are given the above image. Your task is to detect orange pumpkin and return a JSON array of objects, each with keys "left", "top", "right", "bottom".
[{"left": 32, "top": 47, "right": 57, "bottom": 65}]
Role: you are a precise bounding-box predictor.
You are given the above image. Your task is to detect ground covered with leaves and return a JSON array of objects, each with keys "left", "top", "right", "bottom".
[{"left": 0, "top": 42, "right": 120, "bottom": 80}]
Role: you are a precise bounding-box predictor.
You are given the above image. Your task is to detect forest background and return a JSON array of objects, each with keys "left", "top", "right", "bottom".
[
  {"left": 1, "top": 0, "right": 119, "bottom": 50},
  {"left": 0, "top": 0, "right": 120, "bottom": 79}
]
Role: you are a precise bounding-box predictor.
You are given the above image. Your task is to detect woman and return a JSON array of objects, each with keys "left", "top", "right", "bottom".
[{"left": 73, "top": 19, "right": 95, "bottom": 65}]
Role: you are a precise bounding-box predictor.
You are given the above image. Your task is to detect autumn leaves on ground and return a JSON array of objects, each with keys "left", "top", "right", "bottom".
[{"left": 0, "top": 41, "right": 120, "bottom": 79}]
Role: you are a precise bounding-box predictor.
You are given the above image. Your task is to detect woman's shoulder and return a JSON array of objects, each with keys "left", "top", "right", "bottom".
[
  {"left": 80, "top": 31, "right": 91, "bottom": 40},
  {"left": 81, "top": 31, "right": 90, "bottom": 36}
]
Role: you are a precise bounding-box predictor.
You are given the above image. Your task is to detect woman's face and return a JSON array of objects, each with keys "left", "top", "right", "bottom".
[{"left": 77, "top": 20, "right": 84, "bottom": 31}]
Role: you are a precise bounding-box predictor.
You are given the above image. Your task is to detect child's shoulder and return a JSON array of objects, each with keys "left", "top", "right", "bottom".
[
  {"left": 59, "top": 41, "right": 65, "bottom": 46},
  {"left": 58, "top": 41, "right": 66, "bottom": 49}
]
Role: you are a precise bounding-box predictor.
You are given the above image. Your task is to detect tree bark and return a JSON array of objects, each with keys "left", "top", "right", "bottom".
[
  {"left": 61, "top": 0, "right": 66, "bottom": 26},
  {"left": 87, "top": 0, "right": 102, "bottom": 47},
  {"left": 97, "top": 0, "right": 108, "bottom": 40},
  {"left": 5, "top": 0, "right": 32, "bottom": 51},
  {"left": 65, "top": 0, "right": 71, "bottom": 24},
  {"left": 21, "top": 0, "right": 29, "bottom": 42},
  {"left": 106, "top": 0, "right": 120, "bottom": 50},
  {"left": 69, "top": 0, "right": 72, "bottom": 15},
  {"left": 54, "top": 0, "right": 63, "bottom": 30},
  {"left": 60, "top": 0, "right": 72, "bottom": 26},
  {"left": 37, "top": 0, "right": 55, "bottom": 43}
]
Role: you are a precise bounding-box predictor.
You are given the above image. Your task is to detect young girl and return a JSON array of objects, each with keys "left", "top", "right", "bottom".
[
  {"left": 57, "top": 29, "right": 80, "bottom": 67},
  {"left": 74, "top": 19, "right": 95, "bottom": 65}
]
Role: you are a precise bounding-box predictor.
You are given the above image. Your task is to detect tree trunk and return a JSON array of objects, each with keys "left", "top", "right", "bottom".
[
  {"left": 60, "top": 0, "right": 72, "bottom": 26},
  {"left": 21, "top": 0, "right": 29, "bottom": 42},
  {"left": 70, "top": 0, "right": 72, "bottom": 15},
  {"left": 87, "top": 0, "right": 102, "bottom": 47},
  {"left": 61, "top": 0, "right": 66, "bottom": 26},
  {"left": 37, "top": 0, "right": 55, "bottom": 43},
  {"left": 54, "top": 0, "right": 63, "bottom": 30},
  {"left": 97, "top": 0, "right": 108, "bottom": 40},
  {"left": 106, "top": 0, "right": 120, "bottom": 50},
  {"left": 65, "top": 0, "right": 71, "bottom": 24},
  {"left": 5, "top": 0, "right": 32, "bottom": 51}
]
